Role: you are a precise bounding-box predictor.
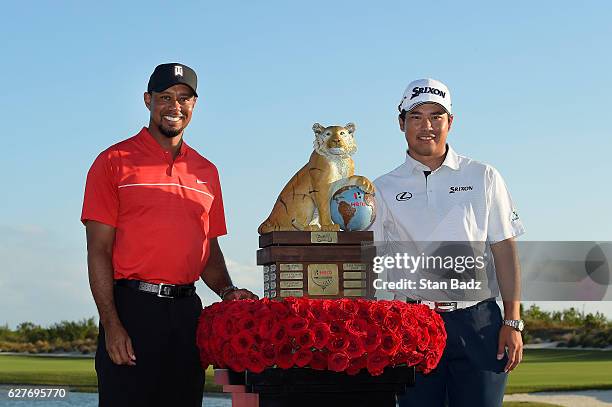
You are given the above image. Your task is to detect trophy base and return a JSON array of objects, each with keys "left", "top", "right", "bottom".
[{"left": 257, "top": 231, "right": 375, "bottom": 299}]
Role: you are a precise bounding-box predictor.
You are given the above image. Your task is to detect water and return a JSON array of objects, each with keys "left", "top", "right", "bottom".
[{"left": 0, "top": 387, "right": 230, "bottom": 407}]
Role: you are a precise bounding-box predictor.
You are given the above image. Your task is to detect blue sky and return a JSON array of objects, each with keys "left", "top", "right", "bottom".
[{"left": 1, "top": 1, "right": 611, "bottom": 327}]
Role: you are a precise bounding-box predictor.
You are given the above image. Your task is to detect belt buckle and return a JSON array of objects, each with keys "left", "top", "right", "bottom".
[
  {"left": 434, "top": 302, "right": 457, "bottom": 312},
  {"left": 157, "top": 283, "right": 176, "bottom": 298}
]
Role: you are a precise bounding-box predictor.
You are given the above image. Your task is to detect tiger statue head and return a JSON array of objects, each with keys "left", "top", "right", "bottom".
[{"left": 312, "top": 122, "right": 358, "bottom": 159}]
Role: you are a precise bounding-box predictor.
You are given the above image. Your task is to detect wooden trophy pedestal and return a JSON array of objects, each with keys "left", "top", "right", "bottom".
[
  {"left": 215, "top": 367, "right": 415, "bottom": 407},
  {"left": 257, "top": 231, "right": 376, "bottom": 299}
]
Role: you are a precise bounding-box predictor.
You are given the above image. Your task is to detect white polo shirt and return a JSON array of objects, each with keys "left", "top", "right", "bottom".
[{"left": 369, "top": 145, "right": 525, "bottom": 300}]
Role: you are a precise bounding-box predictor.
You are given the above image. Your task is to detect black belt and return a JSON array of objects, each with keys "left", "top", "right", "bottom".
[{"left": 115, "top": 279, "right": 196, "bottom": 298}]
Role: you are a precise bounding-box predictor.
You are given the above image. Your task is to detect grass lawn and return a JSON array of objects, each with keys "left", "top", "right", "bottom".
[
  {"left": 1, "top": 349, "right": 611, "bottom": 397},
  {"left": 506, "top": 348, "right": 612, "bottom": 394},
  {"left": 503, "top": 403, "right": 562, "bottom": 407},
  {"left": 0, "top": 355, "right": 218, "bottom": 392}
]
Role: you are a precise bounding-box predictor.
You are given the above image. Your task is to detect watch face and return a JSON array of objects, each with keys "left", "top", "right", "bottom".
[{"left": 518, "top": 320, "right": 525, "bottom": 331}]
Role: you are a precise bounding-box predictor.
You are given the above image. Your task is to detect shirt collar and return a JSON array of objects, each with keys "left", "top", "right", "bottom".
[
  {"left": 404, "top": 144, "right": 460, "bottom": 173},
  {"left": 137, "top": 126, "right": 189, "bottom": 158}
]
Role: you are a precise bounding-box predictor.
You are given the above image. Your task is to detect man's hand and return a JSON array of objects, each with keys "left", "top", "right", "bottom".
[
  {"left": 497, "top": 325, "right": 523, "bottom": 373},
  {"left": 104, "top": 321, "right": 137, "bottom": 366},
  {"left": 224, "top": 288, "right": 259, "bottom": 300}
]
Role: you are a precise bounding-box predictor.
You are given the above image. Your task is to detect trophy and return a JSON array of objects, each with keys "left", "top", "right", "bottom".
[{"left": 256, "top": 122, "right": 377, "bottom": 299}]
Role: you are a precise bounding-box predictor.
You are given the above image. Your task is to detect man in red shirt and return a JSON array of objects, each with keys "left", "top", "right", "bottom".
[{"left": 82, "top": 63, "right": 256, "bottom": 407}]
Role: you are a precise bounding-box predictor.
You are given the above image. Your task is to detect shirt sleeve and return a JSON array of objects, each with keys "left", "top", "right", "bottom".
[
  {"left": 207, "top": 169, "right": 228, "bottom": 239},
  {"left": 486, "top": 166, "right": 525, "bottom": 243},
  {"left": 81, "top": 150, "right": 119, "bottom": 227}
]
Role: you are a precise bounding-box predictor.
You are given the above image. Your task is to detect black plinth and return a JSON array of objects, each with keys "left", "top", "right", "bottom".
[{"left": 215, "top": 366, "right": 415, "bottom": 407}]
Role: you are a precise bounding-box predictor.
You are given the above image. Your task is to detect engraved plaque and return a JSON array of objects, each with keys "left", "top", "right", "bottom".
[
  {"left": 307, "top": 264, "right": 339, "bottom": 296},
  {"left": 280, "top": 280, "right": 304, "bottom": 289},
  {"left": 269, "top": 265, "right": 277, "bottom": 272},
  {"left": 343, "top": 271, "right": 366, "bottom": 280},
  {"left": 270, "top": 290, "right": 277, "bottom": 298},
  {"left": 310, "top": 232, "right": 338, "bottom": 244},
  {"left": 343, "top": 263, "right": 366, "bottom": 271},
  {"left": 270, "top": 281, "right": 277, "bottom": 290},
  {"left": 280, "top": 272, "right": 303, "bottom": 280},
  {"left": 264, "top": 282, "right": 270, "bottom": 290},
  {"left": 280, "top": 263, "right": 303, "bottom": 271},
  {"left": 343, "top": 288, "right": 366, "bottom": 297},
  {"left": 343, "top": 280, "right": 365, "bottom": 288},
  {"left": 280, "top": 289, "right": 304, "bottom": 297},
  {"left": 263, "top": 274, "right": 270, "bottom": 282}
]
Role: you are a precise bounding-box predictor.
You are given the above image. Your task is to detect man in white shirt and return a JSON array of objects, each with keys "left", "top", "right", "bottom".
[{"left": 370, "top": 78, "right": 524, "bottom": 407}]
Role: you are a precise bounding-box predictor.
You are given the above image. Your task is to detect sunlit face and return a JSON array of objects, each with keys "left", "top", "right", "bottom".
[
  {"left": 144, "top": 84, "right": 197, "bottom": 138},
  {"left": 399, "top": 102, "right": 453, "bottom": 159}
]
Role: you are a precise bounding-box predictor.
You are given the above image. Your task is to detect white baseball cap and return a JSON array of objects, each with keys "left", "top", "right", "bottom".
[{"left": 398, "top": 78, "right": 452, "bottom": 115}]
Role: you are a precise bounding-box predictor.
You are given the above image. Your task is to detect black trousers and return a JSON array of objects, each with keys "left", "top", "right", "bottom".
[
  {"left": 95, "top": 285, "right": 205, "bottom": 407},
  {"left": 398, "top": 300, "right": 508, "bottom": 407}
]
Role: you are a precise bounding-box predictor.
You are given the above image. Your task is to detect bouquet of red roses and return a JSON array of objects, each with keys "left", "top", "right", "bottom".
[{"left": 196, "top": 298, "right": 446, "bottom": 376}]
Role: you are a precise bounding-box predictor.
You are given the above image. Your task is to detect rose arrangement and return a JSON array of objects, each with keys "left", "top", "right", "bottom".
[{"left": 197, "top": 298, "right": 446, "bottom": 376}]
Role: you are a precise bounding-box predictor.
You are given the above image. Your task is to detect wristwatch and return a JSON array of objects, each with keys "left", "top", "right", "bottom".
[
  {"left": 503, "top": 319, "right": 525, "bottom": 332},
  {"left": 219, "top": 285, "right": 238, "bottom": 299}
]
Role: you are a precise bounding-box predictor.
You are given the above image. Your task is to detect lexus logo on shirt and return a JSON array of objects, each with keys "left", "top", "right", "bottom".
[{"left": 396, "top": 192, "right": 413, "bottom": 201}]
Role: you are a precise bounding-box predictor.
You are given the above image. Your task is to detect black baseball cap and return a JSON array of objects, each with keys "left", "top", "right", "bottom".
[{"left": 147, "top": 63, "right": 198, "bottom": 97}]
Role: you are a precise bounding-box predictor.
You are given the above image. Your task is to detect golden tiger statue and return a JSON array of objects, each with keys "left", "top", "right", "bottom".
[{"left": 258, "top": 122, "right": 374, "bottom": 234}]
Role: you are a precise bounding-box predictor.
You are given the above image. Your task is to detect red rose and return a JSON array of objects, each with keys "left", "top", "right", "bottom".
[
  {"left": 416, "top": 327, "right": 430, "bottom": 351},
  {"left": 356, "top": 299, "right": 372, "bottom": 319},
  {"left": 296, "top": 329, "right": 315, "bottom": 349},
  {"left": 293, "top": 348, "right": 313, "bottom": 367},
  {"left": 269, "top": 300, "right": 290, "bottom": 318},
  {"left": 346, "top": 335, "right": 365, "bottom": 359},
  {"left": 405, "top": 350, "right": 424, "bottom": 366},
  {"left": 368, "top": 302, "right": 388, "bottom": 324},
  {"left": 346, "top": 318, "right": 368, "bottom": 337},
  {"left": 288, "top": 297, "right": 313, "bottom": 318},
  {"left": 258, "top": 315, "right": 276, "bottom": 339},
  {"left": 367, "top": 349, "right": 389, "bottom": 376},
  {"left": 400, "top": 330, "right": 417, "bottom": 353},
  {"left": 339, "top": 298, "right": 359, "bottom": 316},
  {"left": 329, "top": 319, "right": 346, "bottom": 334},
  {"left": 383, "top": 311, "right": 402, "bottom": 332},
  {"left": 309, "top": 300, "right": 325, "bottom": 321},
  {"left": 270, "top": 324, "right": 287, "bottom": 344},
  {"left": 276, "top": 342, "right": 295, "bottom": 369},
  {"left": 312, "top": 322, "right": 331, "bottom": 349},
  {"left": 231, "top": 330, "right": 254, "bottom": 353},
  {"left": 245, "top": 350, "right": 266, "bottom": 373},
  {"left": 285, "top": 316, "right": 309, "bottom": 336},
  {"left": 324, "top": 300, "right": 345, "bottom": 320},
  {"left": 310, "top": 350, "right": 328, "bottom": 370},
  {"left": 380, "top": 332, "right": 401, "bottom": 356},
  {"left": 363, "top": 325, "right": 382, "bottom": 353},
  {"left": 328, "top": 352, "right": 350, "bottom": 372},
  {"left": 212, "top": 314, "right": 235, "bottom": 340},
  {"left": 223, "top": 343, "right": 245, "bottom": 372},
  {"left": 328, "top": 333, "right": 350, "bottom": 352},
  {"left": 261, "top": 342, "right": 276, "bottom": 366},
  {"left": 239, "top": 315, "right": 257, "bottom": 332},
  {"left": 346, "top": 354, "right": 367, "bottom": 376}
]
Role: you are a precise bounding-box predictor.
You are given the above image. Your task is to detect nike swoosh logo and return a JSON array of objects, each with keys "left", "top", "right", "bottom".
[{"left": 196, "top": 180, "right": 207, "bottom": 184}]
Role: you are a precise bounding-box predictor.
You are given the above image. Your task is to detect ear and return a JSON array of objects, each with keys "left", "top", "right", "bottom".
[
  {"left": 345, "top": 122, "right": 356, "bottom": 134},
  {"left": 144, "top": 92, "right": 152, "bottom": 111},
  {"left": 447, "top": 114, "right": 454, "bottom": 131},
  {"left": 312, "top": 123, "right": 325, "bottom": 136},
  {"left": 398, "top": 115, "right": 405, "bottom": 132}
]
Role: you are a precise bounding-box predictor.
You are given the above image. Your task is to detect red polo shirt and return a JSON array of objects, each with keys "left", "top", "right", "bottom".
[{"left": 81, "top": 127, "right": 227, "bottom": 284}]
